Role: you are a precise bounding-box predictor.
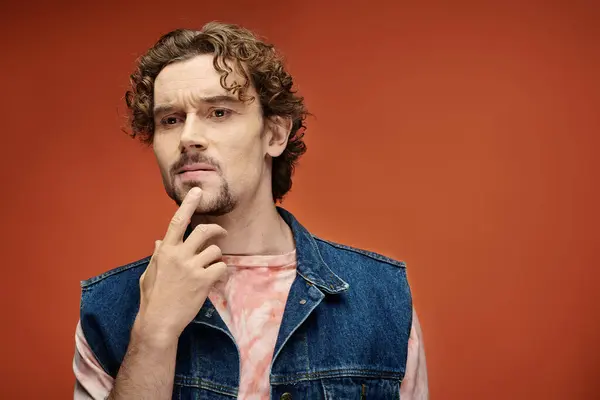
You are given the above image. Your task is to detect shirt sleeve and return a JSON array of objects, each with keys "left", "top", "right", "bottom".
[
  {"left": 73, "top": 320, "right": 115, "bottom": 400},
  {"left": 400, "top": 308, "right": 429, "bottom": 399}
]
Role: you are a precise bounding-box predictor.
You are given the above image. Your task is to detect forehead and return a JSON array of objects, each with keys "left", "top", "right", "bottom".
[{"left": 154, "top": 54, "right": 246, "bottom": 102}]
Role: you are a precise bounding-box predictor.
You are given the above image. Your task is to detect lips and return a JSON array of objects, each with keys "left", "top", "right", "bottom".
[{"left": 176, "top": 163, "right": 216, "bottom": 174}]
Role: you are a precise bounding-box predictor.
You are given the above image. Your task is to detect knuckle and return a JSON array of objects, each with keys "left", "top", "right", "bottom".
[
  {"left": 197, "top": 261, "right": 227, "bottom": 280},
  {"left": 158, "top": 243, "right": 174, "bottom": 253},
  {"left": 167, "top": 252, "right": 182, "bottom": 264},
  {"left": 196, "top": 224, "right": 209, "bottom": 233},
  {"left": 195, "top": 224, "right": 225, "bottom": 236},
  {"left": 170, "top": 215, "right": 188, "bottom": 227},
  {"left": 156, "top": 245, "right": 182, "bottom": 264},
  {"left": 183, "top": 259, "right": 196, "bottom": 270}
]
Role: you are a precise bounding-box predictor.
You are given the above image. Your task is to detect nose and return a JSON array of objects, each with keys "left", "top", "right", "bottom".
[{"left": 179, "top": 114, "right": 208, "bottom": 151}]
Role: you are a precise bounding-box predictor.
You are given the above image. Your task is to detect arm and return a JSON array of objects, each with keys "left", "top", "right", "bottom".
[
  {"left": 73, "top": 320, "right": 179, "bottom": 400},
  {"left": 107, "top": 321, "right": 178, "bottom": 399},
  {"left": 108, "top": 189, "right": 226, "bottom": 399},
  {"left": 400, "top": 307, "right": 429, "bottom": 400},
  {"left": 76, "top": 188, "right": 227, "bottom": 400}
]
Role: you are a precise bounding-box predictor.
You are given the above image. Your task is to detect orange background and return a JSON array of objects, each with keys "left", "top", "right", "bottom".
[{"left": 1, "top": 1, "right": 599, "bottom": 398}]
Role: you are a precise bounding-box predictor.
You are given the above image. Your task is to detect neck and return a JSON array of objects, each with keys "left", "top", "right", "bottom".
[{"left": 190, "top": 195, "right": 295, "bottom": 256}]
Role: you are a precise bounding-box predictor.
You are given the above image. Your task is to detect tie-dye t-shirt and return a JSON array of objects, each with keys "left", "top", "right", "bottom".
[
  {"left": 209, "top": 251, "right": 297, "bottom": 399},
  {"left": 73, "top": 250, "right": 298, "bottom": 400}
]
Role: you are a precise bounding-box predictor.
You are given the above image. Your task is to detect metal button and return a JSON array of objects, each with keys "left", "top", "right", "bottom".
[
  {"left": 281, "top": 393, "right": 292, "bottom": 400},
  {"left": 299, "top": 299, "right": 307, "bottom": 305}
]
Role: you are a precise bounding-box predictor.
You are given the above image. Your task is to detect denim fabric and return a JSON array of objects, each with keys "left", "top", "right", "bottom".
[{"left": 80, "top": 207, "right": 413, "bottom": 399}]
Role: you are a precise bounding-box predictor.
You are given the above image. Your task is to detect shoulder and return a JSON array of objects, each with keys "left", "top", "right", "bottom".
[
  {"left": 311, "top": 234, "right": 410, "bottom": 294},
  {"left": 78, "top": 256, "right": 152, "bottom": 377},
  {"left": 80, "top": 255, "right": 152, "bottom": 290},
  {"left": 79, "top": 254, "right": 151, "bottom": 325},
  {"left": 313, "top": 235, "right": 407, "bottom": 270},
  {"left": 310, "top": 234, "right": 413, "bottom": 335}
]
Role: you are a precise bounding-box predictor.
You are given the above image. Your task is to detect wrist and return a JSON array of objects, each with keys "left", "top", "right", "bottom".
[{"left": 131, "top": 314, "right": 179, "bottom": 350}]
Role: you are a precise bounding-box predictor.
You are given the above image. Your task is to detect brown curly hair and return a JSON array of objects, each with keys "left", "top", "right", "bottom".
[{"left": 124, "top": 22, "right": 308, "bottom": 202}]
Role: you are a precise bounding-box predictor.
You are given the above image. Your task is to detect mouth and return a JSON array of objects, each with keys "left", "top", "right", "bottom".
[
  {"left": 176, "top": 163, "right": 216, "bottom": 174},
  {"left": 175, "top": 163, "right": 217, "bottom": 181}
]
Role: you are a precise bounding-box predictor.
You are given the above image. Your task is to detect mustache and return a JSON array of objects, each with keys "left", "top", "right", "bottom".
[{"left": 171, "top": 153, "right": 221, "bottom": 175}]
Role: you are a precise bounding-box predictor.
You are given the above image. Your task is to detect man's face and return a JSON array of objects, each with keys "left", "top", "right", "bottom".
[{"left": 152, "top": 54, "right": 273, "bottom": 216}]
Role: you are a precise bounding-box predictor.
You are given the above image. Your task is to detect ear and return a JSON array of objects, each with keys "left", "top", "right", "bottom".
[{"left": 265, "top": 116, "right": 293, "bottom": 158}]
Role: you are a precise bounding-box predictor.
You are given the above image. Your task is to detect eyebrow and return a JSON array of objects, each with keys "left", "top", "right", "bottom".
[{"left": 153, "top": 95, "right": 242, "bottom": 115}]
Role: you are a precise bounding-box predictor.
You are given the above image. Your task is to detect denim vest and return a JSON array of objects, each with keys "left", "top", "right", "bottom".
[{"left": 80, "top": 207, "right": 413, "bottom": 399}]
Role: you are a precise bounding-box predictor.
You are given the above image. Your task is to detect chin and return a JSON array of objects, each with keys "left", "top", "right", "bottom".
[
  {"left": 174, "top": 181, "right": 210, "bottom": 198},
  {"left": 170, "top": 182, "right": 237, "bottom": 216}
]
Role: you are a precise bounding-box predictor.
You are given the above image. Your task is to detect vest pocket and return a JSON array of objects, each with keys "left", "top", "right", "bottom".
[
  {"left": 173, "top": 384, "right": 237, "bottom": 400},
  {"left": 321, "top": 377, "right": 400, "bottom": 400},
  {"left": 173, "top": 376, "right": 238, "bottom": 400}
]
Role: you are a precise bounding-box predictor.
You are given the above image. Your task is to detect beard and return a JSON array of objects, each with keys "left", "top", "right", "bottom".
[
  {"left": 167, "top": 152, "right": 237, "bottom": 216},
  {"left": 168, "top": 179, "right": 237, "bottom": 216}
]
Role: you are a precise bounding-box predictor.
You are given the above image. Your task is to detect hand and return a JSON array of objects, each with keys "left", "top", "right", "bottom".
[{"left": 134, "top": 187, "right": 228, "bottom": 344}]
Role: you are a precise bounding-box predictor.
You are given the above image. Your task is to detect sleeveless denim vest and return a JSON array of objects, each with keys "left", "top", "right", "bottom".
[{"left": 80, "top": 207, "right": 413, "bottom": 399}]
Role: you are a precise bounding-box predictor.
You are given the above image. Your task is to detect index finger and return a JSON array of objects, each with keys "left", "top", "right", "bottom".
[{"left": 163, "top": 187, "right": 202, "bottom": 244}]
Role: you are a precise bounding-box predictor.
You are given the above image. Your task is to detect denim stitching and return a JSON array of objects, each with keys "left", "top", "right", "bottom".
[
  {"left": 313, "top": 236, "right": 406, "bottom": 269},
  {"left": 296, "top": 230, "right": 350, "bottom": 293},
  {"left": 304, "top": 330, "right": 310, "bottom": 375},
  {"left": 296, "top": 269, "right": 348, "bottom": 295},
  {"left": 322, "top": 379, "right": 331, "bottom": 400},
  {"left": 174, "top": 375, "right": 237, "bottom": 397},
  {"left": 270, "top": 290, "right": 324, "bottom": 376},
  {"left": 271, "top": 369, "right": 402, "bottom": 385},
  {"left": 80, "top": 256, "right": 151, "bottom": 289}
]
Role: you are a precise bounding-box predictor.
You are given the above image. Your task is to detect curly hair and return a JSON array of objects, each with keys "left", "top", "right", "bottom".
[{"left": 124, "top": 22, "right": 308, "bottom": 203}]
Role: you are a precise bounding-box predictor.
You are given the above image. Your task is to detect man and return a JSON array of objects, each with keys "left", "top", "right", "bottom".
[{"left": 73, "top": 22, "right": 428, "bottom": 399}]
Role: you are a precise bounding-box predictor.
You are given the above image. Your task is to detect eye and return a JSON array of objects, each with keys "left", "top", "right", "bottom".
[
  {"left": 210, "top": 109, "right": 231, "bottom": 119},
  {"left": 160, "top": 115, "right": 183, "bottom": 126}
]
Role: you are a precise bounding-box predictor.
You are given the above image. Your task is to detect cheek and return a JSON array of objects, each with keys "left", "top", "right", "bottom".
[
  {"left": 221, "top": 140, "right": 265, "bottom": 183},
  {"left": 153, "top": 139, "right": 175, "bottom": 178}
]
